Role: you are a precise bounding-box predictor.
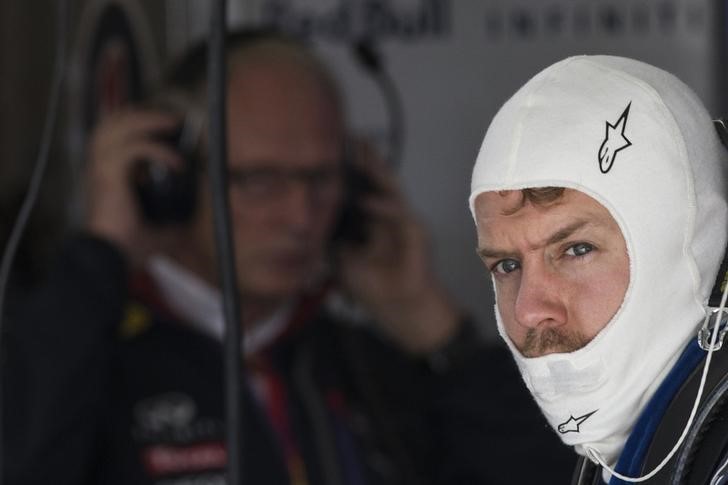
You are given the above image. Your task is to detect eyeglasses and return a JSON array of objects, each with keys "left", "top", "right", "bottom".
[{"left": 227, "top": 165, "right": 344, "bottom": 204}]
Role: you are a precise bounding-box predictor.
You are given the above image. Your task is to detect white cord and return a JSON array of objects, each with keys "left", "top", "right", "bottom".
[
  {"left": 710, "top": 459, "right": 728, "bottom": 485},
  {"left": 0, "top": 1, "right": 67, "bottom": 322},
  {"left": 585, "top": 278, "right": 728, "bottom": 483},
  {"left": 710, "top": 453, "right": 728, "bottom": 485},
  {"left": 0, "top": 3, "right": 68, "bottom": 483}
]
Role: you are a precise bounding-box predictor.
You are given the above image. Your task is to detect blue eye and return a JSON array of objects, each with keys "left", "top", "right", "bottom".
[
  {"left": 565, "top": 243, "right": 594, "bottom": 257},
  {"left": 493, "top": 259, "right": 520, "bottom": 274}
]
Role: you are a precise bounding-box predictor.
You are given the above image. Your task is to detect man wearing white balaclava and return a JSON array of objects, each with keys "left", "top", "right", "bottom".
[{"left": 470, "top": 55, "right": 728, "bottom": 484}]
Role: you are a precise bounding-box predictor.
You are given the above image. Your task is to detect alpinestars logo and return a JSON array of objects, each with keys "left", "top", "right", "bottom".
[
  {"left": 557, "top": 410, "right": 598, "bottom": 434},
  {"left": 598, "top": 102, "right": 632, "bottom": 174}
]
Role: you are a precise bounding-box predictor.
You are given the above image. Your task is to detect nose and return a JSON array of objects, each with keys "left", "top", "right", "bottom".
[
  {"left": 279, "top": 183, "right": 317, "bottom": 233},
  {"left": 513, "top": 263, "right": 567, "bottom": 330}
]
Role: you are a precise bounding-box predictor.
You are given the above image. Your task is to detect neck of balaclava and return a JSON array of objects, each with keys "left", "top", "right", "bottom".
[{"left": 494, "top": 302, "right": 702, "bottom": 471}]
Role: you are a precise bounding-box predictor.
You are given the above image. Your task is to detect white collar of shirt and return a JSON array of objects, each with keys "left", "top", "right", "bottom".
[{"left": 147, "top": 255, "right": 293, "bottom": 356}]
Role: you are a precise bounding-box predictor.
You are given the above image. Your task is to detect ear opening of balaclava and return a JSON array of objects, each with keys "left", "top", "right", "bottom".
[{"left": 469, "top": 55, "right": 728, "bottom": 468}]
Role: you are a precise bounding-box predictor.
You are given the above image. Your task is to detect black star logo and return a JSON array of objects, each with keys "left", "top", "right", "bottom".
[
  {"left": 557, "top": 410, "right": 598, "bottom": 434},
  {"left": 598, "top": 102, "right": 632, "bottom": 174}
]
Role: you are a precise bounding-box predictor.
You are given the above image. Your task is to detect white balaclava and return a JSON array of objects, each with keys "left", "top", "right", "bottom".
[{"left": 469, "top": 56, "right": 728, "bottom": 467}]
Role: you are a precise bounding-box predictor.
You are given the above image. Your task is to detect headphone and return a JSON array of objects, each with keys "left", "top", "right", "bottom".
[{"left": 133, "top": 28, "right": 401, "bottom": 247}]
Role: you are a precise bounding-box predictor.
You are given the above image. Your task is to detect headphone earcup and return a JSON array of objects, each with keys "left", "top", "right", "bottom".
[{"left": 331, "top": 151, "right": 375, "bottom": 246}]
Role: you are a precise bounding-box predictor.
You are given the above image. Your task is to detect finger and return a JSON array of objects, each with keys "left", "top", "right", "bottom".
[
  {"left": 363, "top": 201, "right": 428, "bottom": 261},
  {"left": 92, "top": 139, "right": 185, "bottom": 176},
  {"left": 348, "top": 139, "right": 401, "bottom": 198},
  {"left": 94, "top": 108, "right": 183, "bottom": 148},
  {"left": 341, "top": 221, "right": 399, "bottom": 266},
  {"left": 116, "top": 108, "right": 182, "bottom": 135},
  {"left": 124, "top": 140, "right": 186, "bottom": 170},
  {"left": 350, "top": 161, "right": 400, "bottom": 200},
  {"left": 350, "top": 137, "right": 385, "bottom": 169}
]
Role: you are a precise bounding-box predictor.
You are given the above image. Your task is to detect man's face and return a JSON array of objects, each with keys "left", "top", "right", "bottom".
[
  {"left": 193, "top": 59, "right": 344, "bottom": 302},
  {"left": 474, "top": 189, "right": 630, "bottom": 357}
]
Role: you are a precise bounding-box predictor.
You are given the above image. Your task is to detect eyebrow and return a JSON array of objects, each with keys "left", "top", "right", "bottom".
[
  {"left": 543, "top": 219, "right": 591, "bottom": 247},
  {"left": 477, "top": 219, "right": 593, "bottom": 260}
]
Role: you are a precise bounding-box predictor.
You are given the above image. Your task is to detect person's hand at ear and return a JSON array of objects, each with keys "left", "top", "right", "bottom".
[
  {"left": 336, "top": 141, "right": 461, "bottom": 354},
  {"left": 85, "top": 108, "right": 184, "bottom": 265}
]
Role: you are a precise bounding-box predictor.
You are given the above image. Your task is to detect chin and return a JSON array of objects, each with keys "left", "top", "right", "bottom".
[{"left": 240, "top": 272, "right": 312, "bottom": 302}]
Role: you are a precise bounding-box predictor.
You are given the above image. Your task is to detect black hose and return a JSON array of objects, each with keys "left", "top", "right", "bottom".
[
  {"left": 207, "top": 3, "right": 244, "bottom": 484},
  {"left": 0, "top": 1, "right": 68, "bottom": 482},
  {"left": 353, "top": 39, "right": 405, "bottom": 168}
]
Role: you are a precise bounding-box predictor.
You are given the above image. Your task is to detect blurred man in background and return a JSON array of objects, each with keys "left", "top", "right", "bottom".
[{"left": 3, "top": 29, "right": 573, "bottom": 484}]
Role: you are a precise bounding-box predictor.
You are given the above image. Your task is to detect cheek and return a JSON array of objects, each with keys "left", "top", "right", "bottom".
[
  {"left": 569, "top": 260, "right": 629, "bottom": 339},
  {"left": 599, "top": 260, "right": 630, "bottom": 320},
  {"left": 323, "top": 180, "right": 345, "bottom": 209},
  {"left": 313, "top": 189, "right": 345, "bottom": 235},
  {"left": 228, "top": 206, "right": 275, "bottom": 257},
  {"left": 320, "top": 201, "right": 343, "bottom": 234}
]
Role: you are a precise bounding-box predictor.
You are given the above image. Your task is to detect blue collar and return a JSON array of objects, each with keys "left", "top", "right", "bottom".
[{"left": 609, "top": 338, "right": 706, "bottom": 484}]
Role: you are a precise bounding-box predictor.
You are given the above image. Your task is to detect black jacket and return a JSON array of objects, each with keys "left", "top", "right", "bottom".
[{"left": 3, "top": 235, "right": 575, "bottom": 484}]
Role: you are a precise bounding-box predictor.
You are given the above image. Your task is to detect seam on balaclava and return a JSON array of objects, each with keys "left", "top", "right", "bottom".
[{"left": 504, "top": 57, "right": 582, "bottom": 184}]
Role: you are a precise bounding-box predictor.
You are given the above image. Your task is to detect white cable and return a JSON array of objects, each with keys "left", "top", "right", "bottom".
[
  {"left": 710, "top": 446, "right": 728, "bottom": 485},
  {"left": 585, "top": 277, "right": 728, "bottom": 483},
  {"left": 0, "top": 3, "right": 68, "bottom": 483},
  {"left": 0, "top": 1, "right": 67, "bottom": 324},
  {"left": 710, "top": 453, "right": 728, "bottom": 485}
]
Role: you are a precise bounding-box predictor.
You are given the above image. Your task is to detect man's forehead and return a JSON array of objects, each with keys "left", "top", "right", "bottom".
[
  {"left": 474, "top": 188, "right": 617, "bottom": 228},
  {"left": 224, "top": 61, "right": 344, "bottom": 172},
  {"left": 474, "top": 190, "right": 529, "bottom": 218}
]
